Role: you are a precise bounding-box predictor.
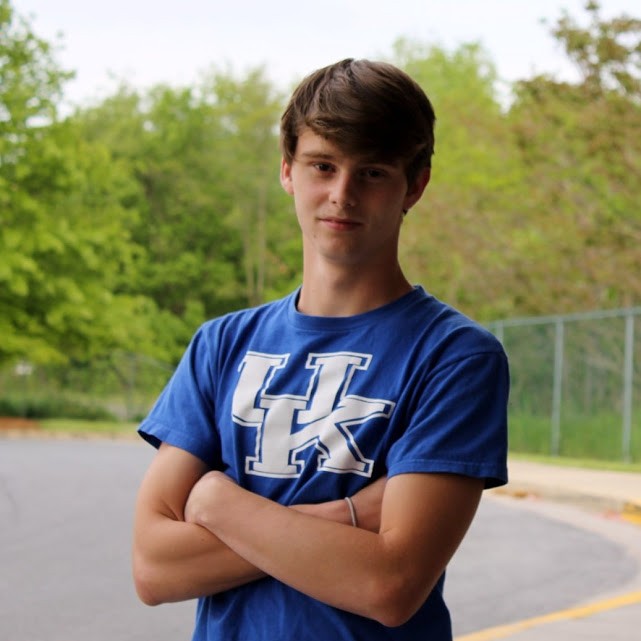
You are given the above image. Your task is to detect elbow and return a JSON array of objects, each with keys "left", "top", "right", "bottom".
[
  {"left": 132, "top": 555, "right": 165, "bottom": 607},
  {"left": 134, "top": 578, "right": 162, "bottom": 607},
  {"left": 366, "top": 574, "right": 432, "bottom": 628},
  {"left": 373, "top": 597, "right": 419, "bottom": 628},
  {"left": 377, "top": 609, "right": 415, "bottom": 629}
]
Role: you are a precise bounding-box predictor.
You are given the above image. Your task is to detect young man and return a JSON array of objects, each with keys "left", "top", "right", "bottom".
[{"left": 132, "top": 58, "right": 509, "bottom": 640}]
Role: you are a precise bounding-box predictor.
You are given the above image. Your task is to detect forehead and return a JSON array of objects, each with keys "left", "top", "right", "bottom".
[
  {"left": 295, "top": 129, "right": 344, "bottom": 157},
  {"left": 294, "top": 129, "right": 402, "bottom": 167}
]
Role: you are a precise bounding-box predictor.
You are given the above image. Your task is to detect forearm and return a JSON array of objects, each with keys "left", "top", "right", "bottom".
[
  {"left": 187, "top": 472, "right": 482, "bottom": 626},
  {"left": 133, "top": 484, "right": 367, "bottom": 604},
  {"left": 134, "top": 440, "right": 386, "bottom": 606},
  {"left": 188, "top": 479, "right": 406, "bottom": 623},
  {"left": 132, "top": 502, "right": 265, "bottom": 604},
  {"left": 215, "top": 498, "right": 386, "bottom": 616}
]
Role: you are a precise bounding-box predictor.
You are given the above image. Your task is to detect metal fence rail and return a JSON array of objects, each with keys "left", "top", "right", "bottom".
[{"left": 487, "top": 307, "right": 641, "bottom": 462}]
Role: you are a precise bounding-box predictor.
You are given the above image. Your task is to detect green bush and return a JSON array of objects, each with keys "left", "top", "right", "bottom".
[{"left": 0, "top": 395, "right": 117, "bottom": 421}]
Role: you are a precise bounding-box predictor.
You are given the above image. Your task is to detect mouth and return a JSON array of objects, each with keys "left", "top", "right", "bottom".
[{"left": 319, "top": 217, "right": 362, "bottom": 231}]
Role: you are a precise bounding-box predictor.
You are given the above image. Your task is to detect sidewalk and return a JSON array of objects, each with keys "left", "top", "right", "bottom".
[
  {"left": 499, "top": 459, "right": 641, "bottom": 520},
  {"left": 459, "top": 459, "right": 641, "bottom": 641}
]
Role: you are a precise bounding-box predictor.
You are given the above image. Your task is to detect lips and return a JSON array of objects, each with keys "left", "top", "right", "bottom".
[{"left": 320, "top": 217, "right": 362, "bottom": 230}]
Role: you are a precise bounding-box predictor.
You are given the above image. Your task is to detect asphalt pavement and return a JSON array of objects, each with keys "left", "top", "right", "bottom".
[
  {"left": 456, "top": 459, "right": 641, "bottom": 641},
  {"left": 2, "top": 428, "right": 640, "bottom": 639}
]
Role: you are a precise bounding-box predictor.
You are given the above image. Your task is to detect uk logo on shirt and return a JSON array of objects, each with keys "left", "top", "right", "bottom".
[{"left": 232, "top": 351, "right": 395, "bottom": 478}]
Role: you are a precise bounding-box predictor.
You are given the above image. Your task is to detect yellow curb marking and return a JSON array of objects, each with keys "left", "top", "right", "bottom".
[
  {"left": 623, "top": 501, "right": 641, "bottom": 527},
  {"left": 455, "top": 590, "right": 641, "bottom": 641}
]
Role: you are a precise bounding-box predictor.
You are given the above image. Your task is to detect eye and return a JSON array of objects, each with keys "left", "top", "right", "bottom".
[
  {"left": 313, "top": 162, "right": 334, "bottom": 173},
  {"left": 361, "top": 167, "right": 387, "bottom": 181}
]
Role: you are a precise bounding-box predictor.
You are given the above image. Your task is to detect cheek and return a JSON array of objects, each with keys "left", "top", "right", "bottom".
[{"left": 294, "top": 183, "right": 323, "bottom": 208}]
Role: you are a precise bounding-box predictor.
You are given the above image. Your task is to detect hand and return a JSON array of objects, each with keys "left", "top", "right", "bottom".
[{"left": 184, "top": 470, "right": 236, "bottom": 526}]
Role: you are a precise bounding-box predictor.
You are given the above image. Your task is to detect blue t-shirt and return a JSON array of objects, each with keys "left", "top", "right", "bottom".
[{"left": 139, "top": 286, "right": 509, "bottom": 640}]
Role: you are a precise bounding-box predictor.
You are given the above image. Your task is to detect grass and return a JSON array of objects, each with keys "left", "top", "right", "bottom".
[
  {"left": 508, "top": 451, "right": 641, "bottom": 474},
  {"left": 39, "top": 418, "right": 139, "bottom": 438},
  {"left": 509, "top": 411, "right": 641, "bottom": 464}
]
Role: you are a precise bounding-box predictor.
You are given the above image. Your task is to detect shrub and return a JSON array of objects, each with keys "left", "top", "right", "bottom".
[{"left": 0, "top": 395, "right": 117, "bottom": 421}]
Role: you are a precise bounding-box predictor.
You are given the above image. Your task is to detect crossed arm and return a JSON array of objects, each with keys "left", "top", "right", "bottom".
[
  {"left": 132, "top": 443, "right": 386, "bottom": 604},
  {"left": 132, "top": 442, "right": 483, "bottom": 626}
]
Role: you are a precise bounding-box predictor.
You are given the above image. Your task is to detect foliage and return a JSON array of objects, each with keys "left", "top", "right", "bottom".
[
  {"left": 551, "top": 0, "right": 641, "bottom": 98},
  {"left": 392, "top": 38, "right": 525, "bottom": 319},
  {"left": 0, "top": 1, "right": 157, "bottom": 365},
  {"left": 2, "top": 0, "right": 641, "bottom": 373},
  {"left": 0, "top": 0, "right": 69, "bottom": 127},
  {"left": 73, "top": 71, "right": 299, "bottom": 361},
  {"left": 502, "top": 1, "right": 641, "bottom": 314},
  {"left": 0, "top": 393, "right": 116, "bottom": 420}
]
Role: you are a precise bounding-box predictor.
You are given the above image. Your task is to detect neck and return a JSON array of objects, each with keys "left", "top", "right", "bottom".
[{"left": 297, "top": 260, "right": 412, "bottom": 317}]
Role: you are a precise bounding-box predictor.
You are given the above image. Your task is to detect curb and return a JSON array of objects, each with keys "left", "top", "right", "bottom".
[
  {"left": 623, "top": 501, "right": 641, "bottom": 526},
  {"left": 492, "top": 482, "right": 641, "bottom": 529},
  {"left": 491, "top": 483, "right": 624, "bottom": 513}
]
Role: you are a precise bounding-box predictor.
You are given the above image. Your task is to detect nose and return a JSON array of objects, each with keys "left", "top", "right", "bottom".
[{"left": 329, "top": 172, "right": 357, "bottom": 209}]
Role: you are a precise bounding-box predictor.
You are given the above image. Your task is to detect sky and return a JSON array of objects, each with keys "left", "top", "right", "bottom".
[{"left": 12, "top": 0, "right": 641, "bottom": 109}]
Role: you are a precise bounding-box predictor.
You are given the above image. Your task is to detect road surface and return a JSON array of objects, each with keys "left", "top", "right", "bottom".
[{"left": 0, "top": 438, "right": 637, "bottom": 640}]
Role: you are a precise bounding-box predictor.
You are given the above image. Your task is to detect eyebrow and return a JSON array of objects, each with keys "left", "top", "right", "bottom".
[
  {"left": 297, "top": 150, "right": 399, "bottom": 167},
  {"left": 297, "top": 150, "right": 336, "bottom": 161}
]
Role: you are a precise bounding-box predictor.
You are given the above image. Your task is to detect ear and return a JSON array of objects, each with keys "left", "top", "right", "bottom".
[
  {"left": 280, "top": 157, "right": 294, "bottom": 195},
  {"left": 403, "top": 167, "right": 431, "bottom": 211}
]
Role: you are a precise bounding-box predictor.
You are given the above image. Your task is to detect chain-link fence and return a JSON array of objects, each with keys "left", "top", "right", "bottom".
[
  {"left": 487, "top": 307, "right": 641, "bottom": 463},
  {"left": 0, "top": 351, "right": 173, "bottom": 423},
  {"left": 2, "top": 307, "right": 640, "bottom": 463}
]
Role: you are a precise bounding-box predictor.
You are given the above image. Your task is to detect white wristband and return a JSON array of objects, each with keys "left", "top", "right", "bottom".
[{"left": 344, "top": 496, "right": 358, "bottom": 527}]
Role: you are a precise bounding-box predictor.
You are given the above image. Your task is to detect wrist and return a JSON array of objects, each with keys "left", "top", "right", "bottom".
[
  {"left": 344, "top": 496, "right": 358, "bottom": 527},
  {"left": 186, "top": 472, "right": 233, "bottom": 529},
  {"left": 290, "top": 499, "right": 353, "bottom": 526}
]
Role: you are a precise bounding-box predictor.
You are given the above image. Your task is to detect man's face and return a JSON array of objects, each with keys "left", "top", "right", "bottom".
[{"left": 280, "top": 129, "right": 428, "bottom": 269}]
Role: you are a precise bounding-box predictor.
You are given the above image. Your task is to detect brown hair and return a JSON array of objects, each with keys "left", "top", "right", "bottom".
[{"left": 280, "top": 58, "right": 435, "bottom": 184}]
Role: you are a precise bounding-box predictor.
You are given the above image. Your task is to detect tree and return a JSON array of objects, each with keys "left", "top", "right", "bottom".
[
  {"left": 504, "top": 1, "right": 641, "bottom": 313},
  {"left": 199, "top": 67, "right": 299, "bottom": 307},
  {"left": 75, "top": 68, "right": 300, "bottom": 328},
  {"left": 0, "top": 1, "right": 154, "bottom": 365},
  {"left": 552, "top": 0, "right": 641, "bottom": 98},
  {"left": 392, "top": 39, "right": 524, "bottom": 319}
]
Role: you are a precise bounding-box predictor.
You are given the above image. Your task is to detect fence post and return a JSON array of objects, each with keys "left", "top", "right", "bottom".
[
  {"left": 551, "top": 318, "right": 564, "bottom": 456},
  {"left": 622, "top": 313, "right": 634, "bottom": 463}
]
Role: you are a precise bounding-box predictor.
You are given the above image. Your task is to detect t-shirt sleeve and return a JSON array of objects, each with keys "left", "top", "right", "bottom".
[
  {"left": 386, "top": 349, "right": 509, "bottom": 488},
  {"left": 138, "top": 325, "right": 223, "bottom": 469}
]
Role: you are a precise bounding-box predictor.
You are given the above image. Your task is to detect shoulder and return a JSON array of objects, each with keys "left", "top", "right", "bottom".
[{"left": 410, "top": 288, "right": 505, "bottom": 363}]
